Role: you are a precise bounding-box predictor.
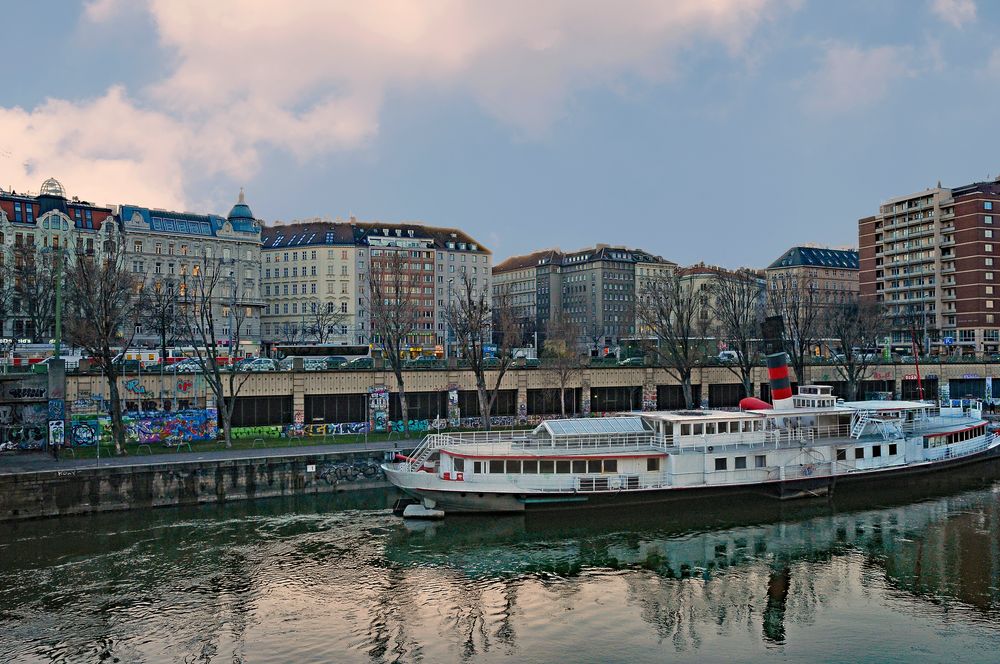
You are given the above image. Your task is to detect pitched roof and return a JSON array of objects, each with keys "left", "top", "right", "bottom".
[
  {"left": 493, "top": 249, "right": 564, "bottom": 273},
  {"left": 767, "top": 246, "right": 859, "bottom": 270},
  {"left": 261, "top": 219, "right": 490, "bottom": 253}
]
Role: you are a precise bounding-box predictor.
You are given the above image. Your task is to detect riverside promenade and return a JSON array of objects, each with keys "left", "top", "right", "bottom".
[
  {"left": 0, "top": 439, "right": 418, "bottom": 476},
  {"left": 0, "top": 440, "right": 421, "bottom": 522}
]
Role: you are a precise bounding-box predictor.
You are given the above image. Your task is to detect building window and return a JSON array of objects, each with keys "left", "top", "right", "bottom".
[
  {"left": 986, "top": 201, "right": 994, "bottom": 211},
  {"left": 987, "top": 216, "right": 994, "bottom": 224}
]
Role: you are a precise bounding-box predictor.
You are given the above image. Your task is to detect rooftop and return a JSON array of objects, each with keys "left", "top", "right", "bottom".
[{"left": 767, "top": 246, "right": 859, "bottom": 270}]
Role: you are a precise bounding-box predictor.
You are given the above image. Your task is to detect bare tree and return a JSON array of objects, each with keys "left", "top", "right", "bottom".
[
  {"left": 64, "top": 240, "right": 144, "bottom": 454},
  {"left": 365, "top": 250, "right": 420, "bottom": 434},
  {"left": 711, "top": 269, "right": 764, "bottom": 398},
  {"left": 142, "top": 280, "right": 180, "bottom": 365},
  {"left": 823, "top": 299, "right": 891, "bottom": 401},
  {"left": 768, "top": 273, "right": 823, "bottom": 387},
  {"left": 542, "top": 312, "right": 584, "bottom": 417},
  {"left": 178, "top": 258, "right": 253, "bottom": 447},
  {"left": 636, "top": 272, "right": 710, "bottom": 409},
  {"left": 303, "top": 299, "right": 350, "bottom": 344},
  {"left": 447, "top": 274, "right": 520, "bottom": 430},
  {"left": 13, "top": 244, "right": 57, "bottom": 343}
]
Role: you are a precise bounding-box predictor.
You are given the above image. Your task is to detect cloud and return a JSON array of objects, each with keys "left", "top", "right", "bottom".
[
  {"left": 801, "top": 44, "right": 916, "bottom": 115},
  {"left": 929, "top": 0, "right": 977, "bottom": 28},
  {"left": 2, "top": 0, "right": 787, "bottom": 209}
]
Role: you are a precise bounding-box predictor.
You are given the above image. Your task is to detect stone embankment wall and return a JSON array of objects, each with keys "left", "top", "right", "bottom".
[{"left": 0, "top": 451, "right": 390, "bottom": 522}]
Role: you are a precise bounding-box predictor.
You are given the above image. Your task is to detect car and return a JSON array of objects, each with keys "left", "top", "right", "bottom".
[
  {"left": 717, "top": 350, "right": 742, "bottom": 363},
  {"left": 239, "top": 358, "right": 279, "bottom": 372},
  {"left": 30, "top": 356, "right": 85, "bottom": 373},
  {"left": 406, "top": 355, "right": 442, "bottom": 368},
  {"left": 166, "top": 359, "right": 201, "bottom": 373},
  {"left": 618, "top": 357, "right": 645, "bottom": 367},
  {"left": 344, "top": 356, "right": 374, "bottom": 369},
  {"left": 325, "top": 355, "right": 348, "bottom": 368}
]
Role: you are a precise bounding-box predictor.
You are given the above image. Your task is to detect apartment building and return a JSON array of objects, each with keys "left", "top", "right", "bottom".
[
  {"left": 0, "top": 178, "right": 118, "bottom": 341},
  {"left": 493, "top": 244, "right": 674, "bottom": 351},
  {"left": 261, "top": 218, "right": 490, "bottom": 352},
  {"left": 859, "top": 177, "right": 1000, "bottom": 355},
  {"left": 766, "top": 246, "right": 859, "bottom": 304},
  {"left": 675, "top": 263, "right": 766, "bottom": 334},
  {"left": 119, "top": 190, "right": 264, "bottom": 352}
]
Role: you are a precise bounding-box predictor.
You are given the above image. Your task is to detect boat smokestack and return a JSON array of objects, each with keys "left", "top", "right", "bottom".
[{"left": 766, "top": 352, "right": 794, "bottom": 410}]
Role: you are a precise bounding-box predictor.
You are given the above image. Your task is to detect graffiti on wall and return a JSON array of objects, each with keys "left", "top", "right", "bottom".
[
  {"left": 124, "top": 379, "right": 148, "bottom": 395},
  {"left": 370, "top": 386, "right": 389, "bottom": 433},
  {"left": 642, "top": 385, "right": 657, "bottom": 412},
  {"left": 0, "top": 402, "right": 48, "bottom": 450},
  {"left": 1, "top": 376, "right": 47, "bottom": 401},
  {"left": 317, "top": 459, "right": 383, "bottom": 485},
  {"left": 68, "top": 409, "right": 219, "bottom": 446}
]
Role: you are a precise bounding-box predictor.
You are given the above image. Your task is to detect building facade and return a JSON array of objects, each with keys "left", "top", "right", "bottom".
[
  {"left": 766, "top": 246, "right": 859, "bottom": 305},
  {"left": 0, "top": 178, "right": 119, "bottom": 342},
  {"left": 493, "top": 245, "right": 675, "bottom": 352},
  {"left": 119, "top": 190, "right": 264, "bottom": 353},
  {"left": 859, "top": 177, "right": 1000, "bottom": 355},
  {"left": 260, "top": 218, "right": 490, "bottom": 352}
]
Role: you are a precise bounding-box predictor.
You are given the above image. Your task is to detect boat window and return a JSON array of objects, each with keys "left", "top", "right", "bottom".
[
  {"left": 681, "top": 423, "right": 691, "bottom": 436},
  {"left": 743, "top": 421, "right": 752, "bottom": 432},
  {"left": 556, "top": 460, "right": 571, "bottom": 473},
  {"left": 755, "top": 455, "right": 766, "bottom": 468},
  {"left": 489, "top": 459, "right": 504, "bottom": 473},
  {"left": 506, "top": 459, "right": 522, "bottom": 474},
  {"left": 836, "top": 449, "right": 846, "bottom": 461},
  {"left": 474, "top": 461, "right": 483, "bottom": 474},
  {"left": 603, "top": 459, "right": 618, "bottom": 473},
  {"left": 693, "top": 423, "right": 703, "bottom": 435},
  {"left": 523, "top": 460, "right": 539, "bottom": 474},
  {"left": 718, "top": 422, "right": 728, "bottom": 434},
  {"left": 872, "top": 446, "right": 882, "bottom": 458},
  {"left": 754, "top": 421, "right": 763, "bottom": 431},
  {"left": 706, "top": 422, "right": 716, "bottom": 434},
  {"left": 540, "top": 460, "right": 555, "bottom": 473},
  {"left": 647, "top": 457, "right": 660, "bottom": 472},
  {"left": 854, "top": 448, "right": 865, "bottom": 459},
  {"left": 587, "top": 460, "right": 602, "bottom": 473},
  {"left": 453, "top": 457, "right": 465, "bottom": 472},
  {"left": 888, "top": 443, "right": 898, "bottom": 456},
  {"left": 734, "top": 456, "right": 747, "bottom": 469},
  {"left": 572, "top": 460, "right": 587, "bottom": 473},
  {"left": 714, "top": 458, "right": 727, "bottom": 471}
]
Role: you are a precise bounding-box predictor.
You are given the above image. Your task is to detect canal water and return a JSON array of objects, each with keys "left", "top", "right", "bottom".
[{"left": 2, "top": 475, "right": 1000, "bottom": 663}]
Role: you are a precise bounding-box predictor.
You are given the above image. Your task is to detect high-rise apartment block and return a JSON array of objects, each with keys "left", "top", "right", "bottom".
[{"left": 859, "top": 177, "right": 1000, "bottom": 355}]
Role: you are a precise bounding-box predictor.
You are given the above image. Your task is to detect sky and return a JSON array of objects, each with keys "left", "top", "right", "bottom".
[{"left": 1, "top": 0, "right": 999, "bottom": 268}]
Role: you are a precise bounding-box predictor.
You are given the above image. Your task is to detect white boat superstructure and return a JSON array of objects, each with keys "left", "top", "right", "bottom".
[{"left": 383, "top": 384, "right": 1000, "bottom": 513}]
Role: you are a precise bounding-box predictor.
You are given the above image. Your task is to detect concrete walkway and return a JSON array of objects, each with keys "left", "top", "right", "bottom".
[{"left": 0, "top": 440, "right": 420, "bottom": 475}]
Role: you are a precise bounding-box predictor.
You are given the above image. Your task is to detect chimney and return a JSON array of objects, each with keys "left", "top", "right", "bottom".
[{"left": 766, "top": 352, "right": 794, "bottom": 410}]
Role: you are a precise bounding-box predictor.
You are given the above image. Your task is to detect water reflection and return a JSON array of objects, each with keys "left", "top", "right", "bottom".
[{"left": 2, "top": 469, "right": 1000, "bottom": 662}]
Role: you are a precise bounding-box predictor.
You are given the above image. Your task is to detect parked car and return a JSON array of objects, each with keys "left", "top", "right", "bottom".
[
  {"left": 618, "top": 357, "right": 645, "bottom": 367},
  {"left": 325, "top": 355, "right": 348, "bottom": 368},
  {"left": 30, "top": 355, "right": 85, "bottom": 373},
  {"left": 239, "top": 358, "right": 279, "bottom": 372},
  {"left": 344, "top": 356, "right": 374, "bottom": 369},
  {"left": 406, "top": 355, "right": 442, "bottom": 368},
  {"left": 166, "top": 358, "right": 201, "bottom": 373},
  {"left": 717, "top": 350, "right": 742, "bottom": 364}
]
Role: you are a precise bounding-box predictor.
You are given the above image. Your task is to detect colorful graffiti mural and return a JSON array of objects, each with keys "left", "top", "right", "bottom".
[
  {"left": 0, "top": 402, "right": 49, "bottom": 450},
  {"left": 68, "top": 409, "right": 219, "bottom": 446}
]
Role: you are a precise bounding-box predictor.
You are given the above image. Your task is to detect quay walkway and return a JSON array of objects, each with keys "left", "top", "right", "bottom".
[{"left": 0, "top": 439, "right": 419, "bottom": 476}]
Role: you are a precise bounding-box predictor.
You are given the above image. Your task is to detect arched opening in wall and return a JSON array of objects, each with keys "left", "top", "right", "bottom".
[{"left": 708, "top": 383, "right": 744, "bottom": 407}]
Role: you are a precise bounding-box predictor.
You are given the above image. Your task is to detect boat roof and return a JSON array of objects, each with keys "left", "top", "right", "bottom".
[
  {"left": 642, "top": 409, "right": 765, "bottom": 422},
  {"left": 842, "top": 400, "right": 933, "bottom": 411},
  {"left": 533, "top": 416, "right": 650, "bottom": 437},
  {"left": 744, "top": 406, "right": 855, "bottom": 416}
]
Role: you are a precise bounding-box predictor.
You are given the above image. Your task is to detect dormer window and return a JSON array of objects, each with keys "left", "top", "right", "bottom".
[{"left": 408, "top": 230, "right": 414, "bottom": 237}]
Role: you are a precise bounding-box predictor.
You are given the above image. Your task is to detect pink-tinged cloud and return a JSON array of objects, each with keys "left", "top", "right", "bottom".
[
  {"left": 930, "top": 0, "right": 977, "bottom": 28},
  {"left": 801, "top": 44, "right": 916, "bottom": 115},
  {"left": 4, "top": 0, "right": 788, "bottom": 209}
]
